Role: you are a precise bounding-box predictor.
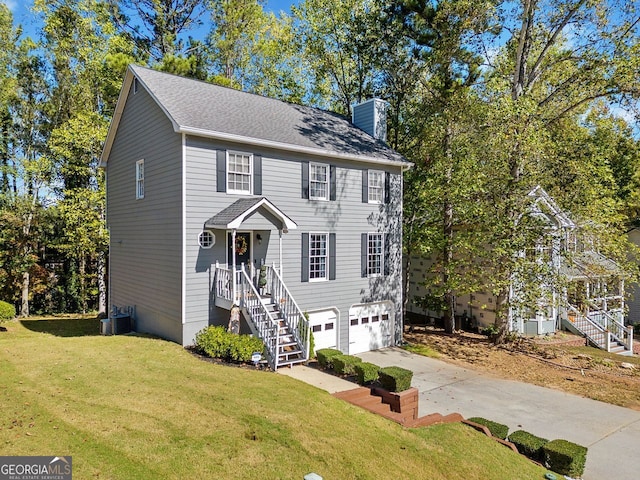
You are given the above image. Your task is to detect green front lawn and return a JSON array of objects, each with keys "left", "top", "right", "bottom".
[{"left": 0, "top": 316, "right": 548, "bottom": 479}]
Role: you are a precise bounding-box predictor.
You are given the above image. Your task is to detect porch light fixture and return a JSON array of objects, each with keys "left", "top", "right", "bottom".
[{"left": 256, "top": 233, "right": 262, "bottom": 245}]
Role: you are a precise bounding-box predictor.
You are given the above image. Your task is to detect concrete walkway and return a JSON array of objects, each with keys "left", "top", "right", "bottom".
[{"left": 280, "top": 348, "right": 640, "bottom": 480}]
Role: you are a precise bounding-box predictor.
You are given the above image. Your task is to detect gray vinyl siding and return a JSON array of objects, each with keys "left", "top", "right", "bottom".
[
  {"left": 106, "top": 82, "right": 183, "bottom": 343},
  {"left": 183, "top": 135, "right": 403, "bottom": 351}
]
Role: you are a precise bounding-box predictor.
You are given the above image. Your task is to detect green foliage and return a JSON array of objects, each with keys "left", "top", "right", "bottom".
[
  {"left": 316, "top": 348, "right": 342, "bottom": 368},
  {"left": 467, "top": 417, "right": 509, "bottom": 440},
  {"left": 378, "top": 366, "right": 413, "bottom": 392},
  {"left": 195, "top": 326, "right": 264, "bottom": 363},
  {"left": 331, "top": 354, "right": 362, "bottom": 375},
  {"left": 480, "top": 324, "right": 499, "bottom": 336},
  {"left": 354, "top": 362, "right": 379, "bottom": 385},
  {"left": 508, "top": 430, "right": 548, "bottom": 462},
  {"left": 0, "top": 300, "right": 15, "bottom": 322},
  {"left": 542, "top": 439, "right": 588, "bottom": 478}
]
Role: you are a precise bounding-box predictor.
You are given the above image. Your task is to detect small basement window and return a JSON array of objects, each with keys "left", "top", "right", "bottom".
[{"left": 198, "top": 231, "right": 215, "bottom": 249}]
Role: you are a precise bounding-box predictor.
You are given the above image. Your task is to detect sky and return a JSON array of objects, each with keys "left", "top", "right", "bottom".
[{"left": 4, "top": 0, "right": 298, "bottom": 39}]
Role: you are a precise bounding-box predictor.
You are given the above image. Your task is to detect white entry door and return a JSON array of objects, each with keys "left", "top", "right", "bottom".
[
  {"left": 348, "top": 302, "right": 393, "bottom": 355},
  {"left": 308, "top": 309, "right": 338, "bottom": 351}
]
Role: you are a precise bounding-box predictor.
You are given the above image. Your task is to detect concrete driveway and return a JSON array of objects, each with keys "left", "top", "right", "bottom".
[{"left": 358, "top": 347, "right": 640, "bottom": 480}]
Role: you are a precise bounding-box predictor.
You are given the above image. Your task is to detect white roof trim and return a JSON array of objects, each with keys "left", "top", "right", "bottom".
[
  {"left": 208, "top": 198, "right": 298, "bottom": 231},
  {"left": 178, "top": 126, "right": 412, "bottom": 169}
]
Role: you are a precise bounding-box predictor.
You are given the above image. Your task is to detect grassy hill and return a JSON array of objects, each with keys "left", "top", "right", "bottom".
[{"left": 0, "top": 316, "right": 548, "bottom": 479}]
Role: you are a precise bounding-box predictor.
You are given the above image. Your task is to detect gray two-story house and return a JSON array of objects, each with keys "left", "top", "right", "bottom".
[{"left": 101, "top": 65, "right": 411, "bottom": 368}]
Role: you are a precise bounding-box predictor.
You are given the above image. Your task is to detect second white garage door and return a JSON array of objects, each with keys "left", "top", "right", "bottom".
[
  {"left": 308, "top": 308, "right": 339, "bottom": 351},
  {"left": 348, "top": 301, "right": 393, "bottom": 355}
]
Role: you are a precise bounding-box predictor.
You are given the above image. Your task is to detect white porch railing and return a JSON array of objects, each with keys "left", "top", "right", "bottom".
[
  {"left": 236, "top": 267, "right": 281, "bottom": 370},
  {"left": 587, "top": 301, "right": 633, "bottom": 353},
  {"left": 566, "top": 304, "right": 633, "bottom": 354},
  {"left": 266, "top": 264, "right": 310, "bottom": 359},
  {"left": 213, "top": 262, "right": 309, "bottom": 369}
]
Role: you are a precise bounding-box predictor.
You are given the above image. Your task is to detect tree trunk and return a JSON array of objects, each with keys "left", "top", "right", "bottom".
[
  {"left": 493, "top": 286, "right": 510, "bottom": 344},
  {"left": 20, "top": 271, "right": 29, "bottom": 317},
  {"left": 442, "top": 124, "right": 455, "bottom": 334}
]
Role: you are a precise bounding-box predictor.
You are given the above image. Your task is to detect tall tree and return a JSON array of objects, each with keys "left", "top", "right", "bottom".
[
  {"left": 479, "top": 0, "right": 640, "bottom": 342},
  {"left": 107, "top": 0, "right": 206, "bottom": 66},
  {"left": 36, "top": 0, "right": 135, "bottom": 314},
  {"left": 394, "top": 0, "right": 498, "bottom": 333},
  {"left": 293, "top": 0, "right": 391, "bottom": 114}
]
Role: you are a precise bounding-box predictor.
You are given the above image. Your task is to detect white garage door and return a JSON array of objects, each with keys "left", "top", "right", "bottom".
[
  {"left": 308, "top": 309, "right": 338, "bottom": 351},
  {"left": 348, "top": 302, "right": 393, "bottom": 355}
]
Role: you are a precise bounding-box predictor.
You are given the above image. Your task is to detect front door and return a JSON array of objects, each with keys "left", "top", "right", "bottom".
[{"left": 228, "top": 232, "right": 252, "bottom": 270}]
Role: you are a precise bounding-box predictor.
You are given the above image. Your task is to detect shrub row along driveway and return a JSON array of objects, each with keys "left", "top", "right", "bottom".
[{"left": 358, "top": 347, "right": 640, "bottom": 480}]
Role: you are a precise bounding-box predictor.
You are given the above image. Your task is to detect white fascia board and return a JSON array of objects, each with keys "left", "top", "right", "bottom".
[
  {"left": 179, "top": 126, "right": 412, "bottom": 170},
  {"left": 226, "top": 198, "right": 298, "bottom": 230}
]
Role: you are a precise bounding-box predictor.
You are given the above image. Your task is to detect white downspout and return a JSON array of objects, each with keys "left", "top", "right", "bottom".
[{"left": 279, "top": 228, "right": 283, "bottom": 275}]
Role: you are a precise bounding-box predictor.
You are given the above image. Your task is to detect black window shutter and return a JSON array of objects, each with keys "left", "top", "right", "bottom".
[
  {"left": 253, "top": 154, "right": 262, "bottom": 195},
  {"left": 362, "top": 169, "right": 368, "bottom": 203},
  {"left": 384, "top": 172, "right": 390, "bottom": 204},
  {"left": 329, "top": 233, "right": 336, "bottom": 280},
  {"left": 361, "top": 233, "right": 368, "bottom": 278},
  {"left": 384, "top": 233, "right": 391, "bottom": 275},
  {"left": 301, "top": 233, "right": 309, "bottom": 282},
  {"left": 301, "top": 161, "right": 309, "bottom": 199},
  {"left": 330, "top": 165, "right": 337, "bottom": 201},
  {"left": 216, "top": 150, "right": 226, "bottom": 193}
]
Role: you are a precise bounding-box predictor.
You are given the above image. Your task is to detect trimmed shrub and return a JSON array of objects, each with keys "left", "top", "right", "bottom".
[
  {"left": 354, "top": 362, "right": 379, "bottom": 385},
  {"left": 0, "top": 301, "right": 15, "bottom": 323},
  {"left": 378, "top": 366, "right": 413, "bottom": 392},
  {"left": 229, "top": 334, "right": 265, "bottom": 362},
  {"left": 508, "top": 430, "right": 548, "bottom": 461},
  {"left": 316, "top": 348, "right": 343, "bottom": 369},
  {"left": 542, "top": 439, "right": 587, "bottom": 478},
  {"left": 195, "top": 326, "right": 264, "bottom": 363},
  {"left": 467, "top": 417, "right": 509, "bottom": 440},
  {"left": 332, "top": 354, "right": 362, "bottom": 375}
]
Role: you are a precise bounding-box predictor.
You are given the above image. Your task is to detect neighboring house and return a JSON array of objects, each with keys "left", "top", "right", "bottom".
[
  {"left": 406, "top": 186, "right": 633, "bottom": 355},
  {"left": 101, "top": 65, "right": 411, "bottom": 368},
  {"left": 626, "top": 227, "right": 640, "bottom": 326}
]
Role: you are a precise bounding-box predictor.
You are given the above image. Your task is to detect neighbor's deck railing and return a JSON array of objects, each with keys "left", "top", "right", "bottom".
[
  {"left": 567, "top": 304, "right": 633, "bottom": 353},
  {"left": 587, "top": 301, "right": 633, "bottom": 353}
]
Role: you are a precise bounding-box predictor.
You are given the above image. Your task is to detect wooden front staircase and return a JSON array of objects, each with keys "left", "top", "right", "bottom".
[{"left": 214, "top": 263, "right": 310, "bottom": 370}]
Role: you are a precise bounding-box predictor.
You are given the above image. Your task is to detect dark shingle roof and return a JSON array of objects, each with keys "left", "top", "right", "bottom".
[
  {"left": 129, "top": 65, "right": 407, "bottom": 166},
  {"left": 205, "top": 197, "right": 297, "bottom": 230},
  {"left": 205, "top": 198, "right": 264, "bottom": 227}
]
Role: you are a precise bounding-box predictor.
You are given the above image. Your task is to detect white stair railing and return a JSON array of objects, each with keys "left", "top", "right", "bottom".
[
  {"left": 267, "top": 264, "right": 310, "bottom": 360},
  {"left": 236, "top": 265, "right": 281, "bottom": 370},
  {"left": 587, "top": 301, "right": 633, "bottom": 352}
]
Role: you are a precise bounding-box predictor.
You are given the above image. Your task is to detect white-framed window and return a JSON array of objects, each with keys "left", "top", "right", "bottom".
[
  {"left": 368, "top": 170, "right": 384, "bottom": 203},
  {"left": 135, "top": 159, "right": 144, "bottom": 199},
  {"left": 309, "top": 233, "right": 328, "bottom": 281},
  {"left": 367, "top": 233, "right": 384, "bottom": 276},
  {"left": 227, "top": 151, "right": 252, "bottom": 194},
  {"left": 309, "top": 163, "right": 329, "bottom": 200},
  {"left": 198, "top": 231, "right": 215, "bottom": 249},
  {"left": 133, "top": 78, "right": 139, "bottom": 94}
]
